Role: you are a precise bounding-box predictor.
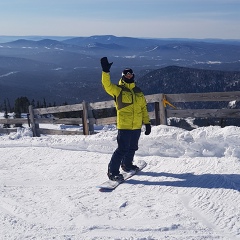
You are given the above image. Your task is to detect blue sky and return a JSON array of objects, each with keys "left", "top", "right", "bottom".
[{"left": 0, "top": 0, "right": 240, "bottom": 39}]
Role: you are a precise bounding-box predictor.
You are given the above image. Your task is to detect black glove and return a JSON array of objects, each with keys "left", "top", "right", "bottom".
[
  {"left": 100, "top": 57, "right": 113, "bottom": 73},
  {"left": 145, "top": 124, "right": 151, "bottom": 135}
]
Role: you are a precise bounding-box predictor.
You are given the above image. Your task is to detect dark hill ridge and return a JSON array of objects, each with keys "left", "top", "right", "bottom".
[
  {"left": 137, "top": 66, "right": 240, "bottom": 95},
  {"left": 0, "top": 64, "right": 240, "bottom": 107}
]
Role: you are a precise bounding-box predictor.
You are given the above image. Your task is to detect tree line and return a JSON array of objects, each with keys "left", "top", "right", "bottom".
[
  {"left": 0, "top": 97, "right": 83, "bottom": 128},
  {"left": 1, "top": 97, "right": 58, "bottom": 116}
]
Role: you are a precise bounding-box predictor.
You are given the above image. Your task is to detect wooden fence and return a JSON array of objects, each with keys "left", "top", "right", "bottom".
[{"left": 1, "top": 91, "right": 240, "bottom": 137}]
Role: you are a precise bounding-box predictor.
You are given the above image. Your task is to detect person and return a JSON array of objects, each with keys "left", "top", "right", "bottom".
[{"left": 100, "top": 57, "right": 151, "bottom": 181}]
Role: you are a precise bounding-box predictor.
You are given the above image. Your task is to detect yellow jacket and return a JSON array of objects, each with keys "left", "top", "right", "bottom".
[{"left": 102, "top": 71, "right": 150, "bottom": 130}]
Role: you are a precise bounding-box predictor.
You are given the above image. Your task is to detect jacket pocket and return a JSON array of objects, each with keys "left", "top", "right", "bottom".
[{"left": 122, "top": 92, "right": 132, "bottom": 104}]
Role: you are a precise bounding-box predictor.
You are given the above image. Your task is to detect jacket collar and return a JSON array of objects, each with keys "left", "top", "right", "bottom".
[{"left": 118, "top": 79, "right": 136, "bottom": 89}]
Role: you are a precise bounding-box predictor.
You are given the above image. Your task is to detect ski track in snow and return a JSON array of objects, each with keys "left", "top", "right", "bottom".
[{"left": 0, "top": 125, "right": 240, "bottom": 239}]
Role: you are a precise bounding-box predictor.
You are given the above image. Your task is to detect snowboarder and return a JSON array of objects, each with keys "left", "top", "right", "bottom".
[{"left": 100, "top": 57, "right": 151, "bottom": 181}]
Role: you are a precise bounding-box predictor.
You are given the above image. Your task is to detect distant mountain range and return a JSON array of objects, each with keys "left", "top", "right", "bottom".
[{"left": 0, "top": 35, "right": 240, "bottom": 108}]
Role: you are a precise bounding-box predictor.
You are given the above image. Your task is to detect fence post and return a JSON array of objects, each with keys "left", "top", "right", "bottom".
[
  {"left": 154, "top": 102, "right": 160, "bottom": 125},
  {"left": 159, "top": 94, "right": 167, "bottom": 125},
  {"left": 82, "top": 101, "right": 89, "bottom": 135},
  {"left": 86, "top": 103, "right": 95, "bottom": 134},
  {"left": 28, "top": 105, "right": 39, "bottom": 137}
]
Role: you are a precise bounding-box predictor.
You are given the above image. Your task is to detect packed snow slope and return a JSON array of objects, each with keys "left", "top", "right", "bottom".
[{"left": 0, "top": 125, "right": 240, "bottom": 240}]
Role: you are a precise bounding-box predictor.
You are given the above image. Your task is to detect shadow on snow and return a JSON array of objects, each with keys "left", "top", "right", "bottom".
[{"left": 126, "top": 171, "right": 240, "bottom": 191}]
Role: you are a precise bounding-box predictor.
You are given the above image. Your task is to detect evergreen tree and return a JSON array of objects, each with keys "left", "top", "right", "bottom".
[
  {"left": 36, "top": 101, "right": 41, "bottom": 108},
  {"left": 43, "top": 98, "right": 47, "bottom": 108},
  {"left": 14, "top": 97, "right": 30, "bottom": 127},
  {"left": 15, "top": 97, "right": 30, "bottom": 114},
  {"left": 7, "top": 98, "right": 13, "bottom": 112},
  {"left": 31, "top": 99, "right": 35, "bottom": 108},
  {"left": 3, "top": 100, "right": 10, "bottom": 128}
]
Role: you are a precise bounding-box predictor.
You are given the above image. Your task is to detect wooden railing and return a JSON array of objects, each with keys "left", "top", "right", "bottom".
[{"left": 1, "top": 91, "right": 240, "bottom": 137}]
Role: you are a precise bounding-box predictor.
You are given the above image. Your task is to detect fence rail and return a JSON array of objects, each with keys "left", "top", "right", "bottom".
[{"left": 1, "top": 91, "right": 240, "bottom": 136}]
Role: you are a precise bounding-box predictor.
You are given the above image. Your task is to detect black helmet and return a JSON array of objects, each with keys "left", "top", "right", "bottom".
[{"left": 121, "top": 68, "right": 135, "bottom": 83}]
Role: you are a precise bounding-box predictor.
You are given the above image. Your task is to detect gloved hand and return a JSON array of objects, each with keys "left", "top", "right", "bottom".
[
  {"left": 145, "top": 124, "right": 151, "bottom": 135},
  {"left": 100, "top": 57, "right": 113, "bottom": 73}
]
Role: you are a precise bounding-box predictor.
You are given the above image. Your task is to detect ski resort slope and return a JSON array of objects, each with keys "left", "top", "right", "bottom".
[{"left": 0, "top": 125, "right": 240, "bottom": 240}]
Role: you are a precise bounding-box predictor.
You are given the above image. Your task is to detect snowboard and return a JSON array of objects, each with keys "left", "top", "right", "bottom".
[{"left": 97, "top": 160, "right": 147, "bottom": 191}]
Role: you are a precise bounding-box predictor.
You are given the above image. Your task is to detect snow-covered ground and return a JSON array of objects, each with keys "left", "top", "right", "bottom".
[{"left": 0, "top": 124, "right": 240, "bottom": 240}]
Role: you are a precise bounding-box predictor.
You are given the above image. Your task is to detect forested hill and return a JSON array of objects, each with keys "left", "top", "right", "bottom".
[
  {"left": 1, "top": 65, "right": 240, "bottom": 109},
  {"left": 137, "top": 66, "right": 240, "bottom": 96}
]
